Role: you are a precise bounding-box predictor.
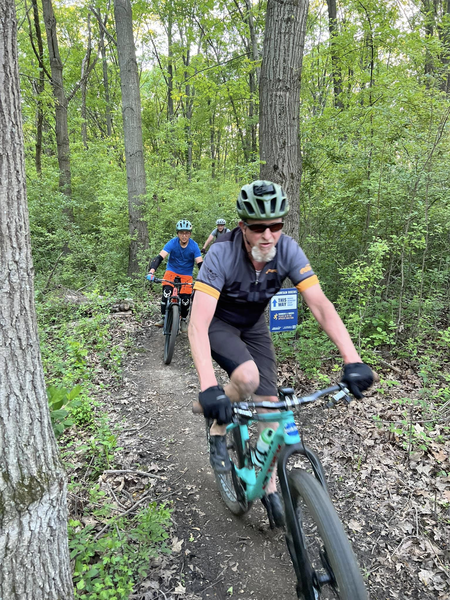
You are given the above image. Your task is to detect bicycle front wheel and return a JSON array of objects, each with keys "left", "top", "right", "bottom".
[
  {"left": 163, "top": 304, "right": 179, "bottom": 365},
  {"left": 285, "top": 469, "right": 367, "bottom": 600},
  {"left": 206, "top": 423, "right": 252, "bottom": 516}
]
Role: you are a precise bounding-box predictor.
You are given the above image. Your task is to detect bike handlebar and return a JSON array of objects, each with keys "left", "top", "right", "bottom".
[
  {"left": 147, "top": 275, "right": 194, "bottom": 287},
  {"left": 192, "top": 384, "right": 352, "bottom": 415}
]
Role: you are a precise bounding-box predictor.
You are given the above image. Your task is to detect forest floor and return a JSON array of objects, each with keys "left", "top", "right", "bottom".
[{"left": 96, "top": 309, "right": 449, "bottom": 600}]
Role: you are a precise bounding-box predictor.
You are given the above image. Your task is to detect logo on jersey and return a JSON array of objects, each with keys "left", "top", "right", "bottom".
[
  {"left": 300, "top": 263, "right": 312, "bottom": 275},
  {"left": 265, "top": 269, "right": 278, "bottom": 274},
  {"left": 206, "top": 266, "right": 218, "bottom": 280}
]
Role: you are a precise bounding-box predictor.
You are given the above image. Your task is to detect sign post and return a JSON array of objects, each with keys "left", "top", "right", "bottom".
[{"left": 269, "top": 288, "right": 298, "bottom": 332}]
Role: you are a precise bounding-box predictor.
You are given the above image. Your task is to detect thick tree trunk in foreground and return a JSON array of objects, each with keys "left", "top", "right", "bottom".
[
  {"left": 114, "top": 0, "right": 149, "bottom": 276},
  {"left": 259, "top": 0, "right": 308, "bottom": 242},
  {"left": 0, "top": 3, "right": 73, "bottom": 598}
]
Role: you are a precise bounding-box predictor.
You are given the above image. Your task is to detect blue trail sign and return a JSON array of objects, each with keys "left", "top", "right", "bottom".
[{"left": 269, "top": 288, "right": 298, "bottom": 332}]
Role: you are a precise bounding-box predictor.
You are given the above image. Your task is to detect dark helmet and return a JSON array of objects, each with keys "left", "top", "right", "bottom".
[{"left": 236, "top": 180, "right": 289, "bottom": 220}]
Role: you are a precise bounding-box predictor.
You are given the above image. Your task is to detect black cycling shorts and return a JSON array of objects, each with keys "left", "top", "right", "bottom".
[{"left": 208, "top": 314, "right": 277, "bottom": 397}]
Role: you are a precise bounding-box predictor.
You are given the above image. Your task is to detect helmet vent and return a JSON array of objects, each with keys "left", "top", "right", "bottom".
[
  {"left": 257, "top": 199, "right": 266, "bottom": 215},
  {"left": 241, "top": 190, "right": 248, "bottom": 200},
  {"left": 270, "top": 197, "right": 277, "bottom": 213},
  {"left": 280, "top": 199, "right": 286, "bottom": 213},
  {"left": 244, "top": 201, "right": 256, "bottom": 215}
]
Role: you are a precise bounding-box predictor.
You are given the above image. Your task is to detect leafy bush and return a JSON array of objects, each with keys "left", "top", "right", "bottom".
[
  {"left": 47, "top": 385, "right": 82, "bottom": 437},
  {"left": 69, "top": 487, "right": 171, "bottom": 600}
]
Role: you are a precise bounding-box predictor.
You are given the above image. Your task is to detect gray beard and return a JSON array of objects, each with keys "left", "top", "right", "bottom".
[{"left": 251, "top": 244, "right": 277, "bottom": 262}]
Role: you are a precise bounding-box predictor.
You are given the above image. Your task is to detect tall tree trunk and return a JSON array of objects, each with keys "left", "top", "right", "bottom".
[
  {"left": 244, "top": 0, "right": 259, "bottom": 159},
  {"left": 181, "top": 40, "right": 194, "bottom": 180},
  {"left": 167, "top": 6, "right": 174, "bottom": 121},
  {"left": 439, "top": 0, "right": 450, "bottom": 93},
  {"left": 100, "top": 11, "right": 113, "bottom": 136},
  {"left": 114, "top": 0, "right": 149, "bottom": 276},
  {"left": 326, "top": 0, "right": 343, "bottom": 108},
  {"left": 41, "top": 0, "right": 72, "bottom": 201},
  {"left": 91, "top": 6, "right": 113, "bottom": 136},
  {"left": 422, "top": 0, "right": 436, "bottom": 79},
  {"left": 0, "top": 3, "right": 73, "bottom": 598},
  {"left": 81, "top": 13, "right": 93, "bottom": 149},
  {"left": 259, "top": 0, "right": 308, "bottom": 241},
  {"left": 30, "top": 0, "right": 45, "bottom": 174},
  {"left": 209, "top": 101, "right": 216, "bottom": 179}
]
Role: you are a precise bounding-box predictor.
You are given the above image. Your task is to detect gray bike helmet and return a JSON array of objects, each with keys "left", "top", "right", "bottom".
[
  {"left": 236, "top": 180, "right": 289, "bottom": 220},
  {"left": 216, "top": 218, "right": 226, "bottom": 225},
  {"left": 176, "top": 219, "right": 192, "bottom": 231}
]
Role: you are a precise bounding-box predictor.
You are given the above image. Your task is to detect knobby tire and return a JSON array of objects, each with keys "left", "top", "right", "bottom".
[
  {"left": 206, "top": 422, "right": 252, "bottom": 516},
  {"left": 163, "top": 304, "right": 179, "bottom": 365},
  {"left": 286, "top": 469, "right": 367, "bottom": 600}
]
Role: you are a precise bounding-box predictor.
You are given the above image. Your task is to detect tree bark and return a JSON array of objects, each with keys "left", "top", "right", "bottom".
[
  {"left": 41, "top": 0, "right": 72, "bottom": 201},
  {"left": 326, "top": 0, "right": 343, "bottom": 108},
  {"left": 28, "top": 0, "right": 46, "bottom": 174},
  {"left": 167, "top": 5, "right": 174, "bottom": 121},
  {"left": 244, "top": 0, "right": 259, "bottom": 159},
  {"left": 81, "top": 13, "right": 93, "bottom": 149},
  {"left": 90, "top": 6, "right": 114, "bottom": 136},
  {"left": 0, "top": 3, "right": 73, "bottom": 598},
  {"left": 259, "top": 0, "right": 308, "bottom": 241},
  {"left": 439, "top": 0, "right": 450, "bottom": 93},
  {"left": 99, "top": 10, "right": 113, "bottom": 136},
  {"left": 422, "top": 0, "right": 436, "bottom": 80},
  {"left": 113, "top": 0, "right": 149, "bottom": 276}
]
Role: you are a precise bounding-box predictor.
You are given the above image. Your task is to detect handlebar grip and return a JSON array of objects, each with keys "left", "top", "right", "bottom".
[{"left": 192, "top": 401, "right": 203, "bottom": 414}]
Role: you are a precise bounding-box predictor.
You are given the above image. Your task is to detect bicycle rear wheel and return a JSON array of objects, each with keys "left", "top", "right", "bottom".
[
  {"left": 285, "top": 469, "right": 367, "bottom": 600},
  {"left": 206, "top": 422, "right": 252, "bottom": 516},
  {"left": 163, "top": 304, "right": 179, "bottom": 365}
]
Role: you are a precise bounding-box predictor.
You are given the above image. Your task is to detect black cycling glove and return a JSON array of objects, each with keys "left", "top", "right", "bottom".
[
  {"left": 341, "top": 362, "right": 374, "bottom": 399},
  {"left": 199, "top": 385, "right": 232, "bottom": 425}
]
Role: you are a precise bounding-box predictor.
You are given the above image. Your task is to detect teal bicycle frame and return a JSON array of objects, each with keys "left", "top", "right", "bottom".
[
  {"left": 225, "top": 385, "right": 344, "bottom": 504},
  {"left": 231, "top": 410, "right": 302, "bottom": 502}
]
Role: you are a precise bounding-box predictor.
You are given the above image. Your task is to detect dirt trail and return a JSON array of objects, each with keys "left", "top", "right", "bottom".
[
  {"left": 106, "top": 316, "right": 448, "bottom": 600},
  {"left": 114, "top": 324, "right": 298, "bottom": 600}
]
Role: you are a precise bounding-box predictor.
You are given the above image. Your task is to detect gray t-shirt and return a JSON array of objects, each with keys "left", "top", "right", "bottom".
[
  {"left": 211, "top": 227, "right": 230, "bottom": 241},
  {"left": 194, "top": 227, "right": 318, "bottom": 328}
]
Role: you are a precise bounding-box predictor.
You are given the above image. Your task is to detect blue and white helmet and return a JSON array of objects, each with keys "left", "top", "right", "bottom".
[
  {"left": 216, "top": 218, "right": 226, "bottom": 225},
  {"left": 176, "top": 219, "right": 192, "bottom": 231}
]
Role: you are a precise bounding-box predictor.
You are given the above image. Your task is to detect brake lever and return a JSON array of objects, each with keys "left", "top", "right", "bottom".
[
  {"left": 234, "top": 404, "right": 253, "bottom": 419},
  {"left": 325, "top": 385, "right": 352, "bottom": 408}
]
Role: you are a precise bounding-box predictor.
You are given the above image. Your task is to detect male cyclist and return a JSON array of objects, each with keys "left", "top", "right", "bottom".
[
  {"left": 201, "top": 218, "right": 230, "bottom": 254},
  {"left": 188, "top": 181, "right": 373, "bottom": 525},
  {"left": 148, "top": 220, "right": 203, "bottom": 333}
]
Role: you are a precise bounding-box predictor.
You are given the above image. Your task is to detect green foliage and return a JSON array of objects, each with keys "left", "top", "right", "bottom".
[
  {"left": 36, "top": 292, "right": 172, "bottom": 597},
  {"left": 273, "top": 315, "right": 337, "bottom": 379},
  {"left": 69, "top": 487, "right": 171, "bottom": 600},
  {"left": 47, "top": 385, "right": 82, "bottom": 438},
  {"left": 37, "top": 292, "right": 124, "bottom": 389}
]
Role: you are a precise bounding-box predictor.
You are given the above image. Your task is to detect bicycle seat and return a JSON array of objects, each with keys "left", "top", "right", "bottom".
[{"left": 278, "top": 387, "right": 295, "bottom": 398}]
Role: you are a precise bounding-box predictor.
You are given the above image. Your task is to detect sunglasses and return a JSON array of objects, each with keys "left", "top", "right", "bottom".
[
  {"left": 178, "top": 230, "right": 191, "bottom": 234},
  {"left": 243, "top": 221, "right": 284, "bottom": 233}
]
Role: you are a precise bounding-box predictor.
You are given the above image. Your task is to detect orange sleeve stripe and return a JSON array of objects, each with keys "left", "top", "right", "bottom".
[
  {"left": 296, "top": 275, "right": 319, "bottom": 293},
  {"left": 193, "top": 281, "right": 221, "bottom": 300}
]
